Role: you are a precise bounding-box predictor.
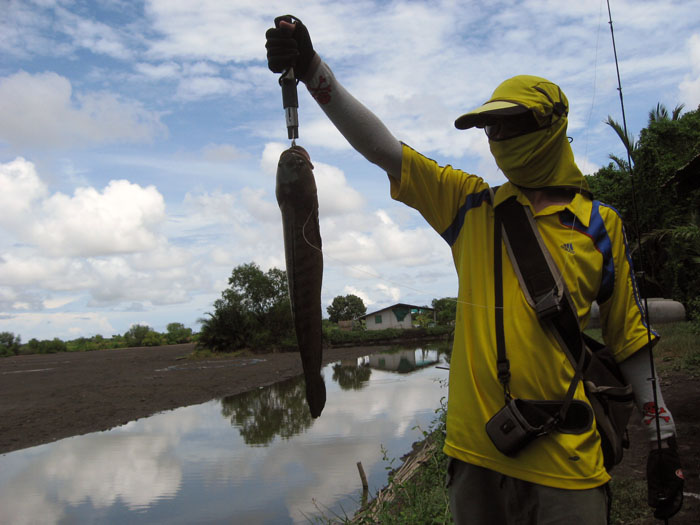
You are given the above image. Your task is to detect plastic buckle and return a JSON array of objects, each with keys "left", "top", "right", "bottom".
[
  {"left": 535, "top": 291, "right": 563, "bottom": 321},
  {"left": 497, "top": 360, "right": 511, "bottom": 384}
]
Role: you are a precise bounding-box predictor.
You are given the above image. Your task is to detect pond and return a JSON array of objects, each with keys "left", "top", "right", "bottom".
[{"left": 0, "top": 344, "right": 450, "bottom": 524}]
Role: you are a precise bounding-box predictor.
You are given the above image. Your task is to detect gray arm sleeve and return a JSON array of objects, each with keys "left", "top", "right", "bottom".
[
  {"left": 303, "top": 56, "right": 403, "bottom": 180},
  {"left": 618, "top": 349, "right": 677, "bottom": 442}
]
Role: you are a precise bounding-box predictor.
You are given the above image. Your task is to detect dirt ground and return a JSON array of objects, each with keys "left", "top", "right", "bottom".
[
  {"left": 0, "top": 343, "right": 383, "bottom": 455},
  {"left": 1, "top": 344, "right": 698, "bottom": 522}
]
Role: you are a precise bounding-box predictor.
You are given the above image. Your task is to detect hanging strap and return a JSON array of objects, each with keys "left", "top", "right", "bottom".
[
  {"left": 493, "top": 205, "right": 511, "bottom": 401},
  {"left": 494, "top": 195, "right": 588, "bottom": 424}
]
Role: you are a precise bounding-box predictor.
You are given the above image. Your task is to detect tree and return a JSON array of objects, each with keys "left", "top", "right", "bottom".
[
  {"left": 166, "top": 322, "right": 192, "bottom": 344},
  {"left": 432, "top": 297, "right": 457, "bottom": 326},
  {"left": 124, "top": 324, "right": 151, "bottom": 347},
  {"left": 326, "top": 294, "right": 366, "bottom": 323},
  {"left": 0, "top": 332, "right": 21, "bottom": 357},
  {"left": 587, "top": 103, "right": 700, "bottom": 310},
  {"left": 198, "top": 262, "right": 293, "bottom": 352},
  {"left": 28, "top": 338, "right": 67, "bottom": 354},
  {"left": 198, "top": 298, "right": 253, "bottom": 352},
  {"left": 142, "top": 330, "right": 165, "bottom": 347}
]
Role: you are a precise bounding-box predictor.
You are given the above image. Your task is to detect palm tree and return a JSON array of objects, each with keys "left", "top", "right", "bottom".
[
  {"left": 648, "top": 102, "right": 685, "bottom": 123},
  {"left": 604, "top": 115, "right": 636, "bottom": 164},
  {"left": 605, "top": 103, "right": 686, "bottom": 165}
]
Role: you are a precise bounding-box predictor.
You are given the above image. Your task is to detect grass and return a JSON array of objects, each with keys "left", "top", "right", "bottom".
[
  {"left": 319, "top": 322, "right": 699, "bottom": 525},
  {"left": 609, "top": 478, "right": 649, "bottom": 524},
  {"left": 586, "top": 321, "right": 700, "bottom": 376},
  {"left": 653, "top": 322, "right": 700, "bottom": 376}
]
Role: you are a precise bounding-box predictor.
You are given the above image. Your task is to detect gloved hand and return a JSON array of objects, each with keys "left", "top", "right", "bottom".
[
  {"left": 265, "top": 15, "right": 316, "bottom": 80},
  {"left": 647, "top": 437, "right": 684, "bottom": 520}
]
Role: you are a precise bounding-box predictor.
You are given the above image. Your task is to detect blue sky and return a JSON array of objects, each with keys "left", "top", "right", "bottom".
[{"left": 1, "top": 0, "right": 699, "bottom": 341}]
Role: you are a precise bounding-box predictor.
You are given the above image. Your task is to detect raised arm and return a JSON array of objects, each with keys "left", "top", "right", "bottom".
[{"left": 266, "top": 15, "right": 403, "bottom": 180}]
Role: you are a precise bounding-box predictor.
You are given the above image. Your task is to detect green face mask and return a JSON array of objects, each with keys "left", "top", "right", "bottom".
[{"left": 488, "top": 116, "right": 588, "bottom": 191}]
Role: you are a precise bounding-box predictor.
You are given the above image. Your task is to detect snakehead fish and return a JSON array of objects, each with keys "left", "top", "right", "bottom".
[{"left": 275, "top": 145, "right": 326, "bottom": 418}]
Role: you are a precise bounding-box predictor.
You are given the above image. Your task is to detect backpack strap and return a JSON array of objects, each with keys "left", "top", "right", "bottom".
[{"left": 494, "top": 195, "right": 588, "bottom": 424}]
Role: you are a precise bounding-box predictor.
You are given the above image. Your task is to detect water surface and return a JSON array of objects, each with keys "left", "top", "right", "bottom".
[{"left": 0, "top": 345, "right": 449, "bottom": 524}]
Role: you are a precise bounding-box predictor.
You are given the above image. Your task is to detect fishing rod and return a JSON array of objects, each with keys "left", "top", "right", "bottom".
[{"left": 606, "top": 1, "right": 669, "bottom": 522}]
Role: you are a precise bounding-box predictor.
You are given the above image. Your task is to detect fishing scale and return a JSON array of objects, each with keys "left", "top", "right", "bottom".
[{"left": 280, "top": 67, "right": 299, "bottom": 145}]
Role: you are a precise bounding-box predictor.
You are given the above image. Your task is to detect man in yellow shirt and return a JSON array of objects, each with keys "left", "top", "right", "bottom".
[{"left": 266, "top": 16, "right": 683, "bottom": 523}]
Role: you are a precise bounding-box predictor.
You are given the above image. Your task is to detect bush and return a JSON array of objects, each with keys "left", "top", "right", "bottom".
[
  {"left": 0, "top": 332, "right": 21, "bottom": 357},
  {"left": 324, "top": 326, "right": 452, "bottom": 347},
  {"left": 166, "top": 322, "right": 192, "bottom": 344},
  {"left": 123, "top": 324, "right": 152, "bottom": 347}
]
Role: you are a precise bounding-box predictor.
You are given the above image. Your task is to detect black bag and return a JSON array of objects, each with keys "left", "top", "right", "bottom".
[{"left": 494, "top": 195, "right": 634, "bottom": 470}]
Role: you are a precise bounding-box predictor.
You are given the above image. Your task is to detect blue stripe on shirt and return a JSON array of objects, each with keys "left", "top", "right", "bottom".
[
  {"left": 441, "top": 188, "right": 491, "bottom": 246},
  {"left": 559, "top": 200, "right": 615, "bottom": 304}
]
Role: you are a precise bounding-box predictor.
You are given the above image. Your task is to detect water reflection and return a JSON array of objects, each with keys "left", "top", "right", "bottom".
[
  {"left": 221, "top": 376, "right": 314, "bottom": 446},
  {"left": 332, "top": 360, "right": 371, "bottom": 390},
  {"left": 369, "top": 348, "right": 439, "bottom": 373},
  {"left": 0, "top": 344, "right": 450, "bottom": 524}
]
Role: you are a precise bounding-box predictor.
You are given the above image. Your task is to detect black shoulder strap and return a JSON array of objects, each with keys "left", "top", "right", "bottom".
[{"left": 494, "top": 196, "right": 588, "bottom": 420}]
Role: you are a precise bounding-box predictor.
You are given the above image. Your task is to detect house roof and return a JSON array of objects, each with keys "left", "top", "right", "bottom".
[{"left": 360, "top": 303, "right": 434, "bottom": 320}]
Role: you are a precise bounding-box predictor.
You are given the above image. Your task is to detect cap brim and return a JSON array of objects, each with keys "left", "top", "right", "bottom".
[{"left": 454, "top": 100, "right": 529, "bottom": 130}]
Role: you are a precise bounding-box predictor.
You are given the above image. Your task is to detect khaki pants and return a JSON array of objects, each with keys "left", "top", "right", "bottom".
[{"left": 446, "top": 458, "right": 609, "bottom": 525}]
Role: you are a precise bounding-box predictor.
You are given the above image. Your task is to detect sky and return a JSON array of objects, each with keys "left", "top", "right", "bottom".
[{"left": 1, "top": 0, "right": 699, "bottom": 341}]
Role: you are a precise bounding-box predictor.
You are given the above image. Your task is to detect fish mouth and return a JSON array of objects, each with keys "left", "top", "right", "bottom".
[{"left": 283, "top": 145, "right": 313, "bottom": 166}]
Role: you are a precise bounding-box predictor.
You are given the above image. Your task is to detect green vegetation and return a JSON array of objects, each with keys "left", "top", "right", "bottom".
[
  {"left": 0, "top": 322, "right": 195, "bottom": 357},
  {"left": 324, "top": 326, "right": 452, "bottom": 347},
  {"left": 197, "top": 262, "right": 293, "bottom": 353},
  {"left": 0, "top": 332, "right": 21, "bottom": 357},
  {"left": 431, "top": 297, "right": 457, "bottom": 326},
  {"left": 586, "top": 104, "right": 700, "bottom": 317},
  {"left": 327, "top": 294, "right": 367, "bottom": 323}
]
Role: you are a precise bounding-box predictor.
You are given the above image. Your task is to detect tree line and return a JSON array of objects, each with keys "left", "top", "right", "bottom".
[{"left": 0, "top": 322, "right": 194, "bottom": 357}]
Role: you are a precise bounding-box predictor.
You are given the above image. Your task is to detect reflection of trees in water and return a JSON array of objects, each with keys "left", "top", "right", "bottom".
[
  {"left": 332, "top": 362, "right": 371, "bottom": 390},
  {"left": 221, "top": 376, "right": 313, "bottom": 446}
]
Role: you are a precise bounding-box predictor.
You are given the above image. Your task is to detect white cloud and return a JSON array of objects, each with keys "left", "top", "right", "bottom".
[
  {"left": 175, "top": 76, "right": 245, "bottom": 100},
  {"left": 134, "top": 61, "right": 181, "bottom": 80},
  {"left": 0, "top": 157, "right": 48, "bottom": 227},
  {"left": 201, "top": 143, "right": 248, "bottom": 162},
  {"left": 1, "top": 159, "right": 166, "bottom": 257},
  {"left": 144, "top": 0, "right": 272, "bottom": 62},
  {"left": 57, "top": 8, "right": 132, "bottom": 60},
  {"left": 0, "top": 72, "right": 166, "bottom": 149},
  {"left": 0, "top": 311, "right": 116, "bottom": 341},
  {"left": 33, "top": 179, "right": 166, "bottom": 257},
  {"left": 679, "top": 34, "right": 700, "bottom": 108}
]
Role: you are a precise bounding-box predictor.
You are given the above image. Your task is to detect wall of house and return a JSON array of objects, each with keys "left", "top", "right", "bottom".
[{"left": 365, "top": 309, "right": 413, "bottom": 330}]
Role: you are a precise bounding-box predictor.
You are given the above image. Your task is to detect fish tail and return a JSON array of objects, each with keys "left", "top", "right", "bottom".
[{"left": 305, "top": 373, "right": 326, "bottom": 418}]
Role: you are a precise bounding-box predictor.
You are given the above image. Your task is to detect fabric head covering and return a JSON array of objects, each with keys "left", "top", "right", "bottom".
[{"left": 455, "top": 75, "right": 588, "bottom": 192}]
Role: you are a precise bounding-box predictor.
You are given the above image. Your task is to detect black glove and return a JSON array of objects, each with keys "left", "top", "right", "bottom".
[
  {"left": 265, "top": 15, "right": 316, "bottom": 80},
  {"left": 647, "top": 437, "right": 684, "bottom": 520}
]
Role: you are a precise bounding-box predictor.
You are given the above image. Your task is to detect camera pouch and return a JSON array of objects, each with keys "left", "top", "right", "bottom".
[{"left": 486, "top": 398, "right": 553, "bottom": 457}]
